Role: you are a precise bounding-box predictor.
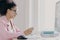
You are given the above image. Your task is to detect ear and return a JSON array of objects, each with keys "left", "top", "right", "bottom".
[
  {"left": 7, "top": 9, "right": 10, "bottom": 12},
  {"left": 7, "top": 9, "right": 11, "bottom": 13}
]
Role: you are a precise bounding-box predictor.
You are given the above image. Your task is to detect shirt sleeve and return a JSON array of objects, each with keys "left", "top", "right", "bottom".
[{"left": 14, "top": 25, "right": 24, "bottom": 35}]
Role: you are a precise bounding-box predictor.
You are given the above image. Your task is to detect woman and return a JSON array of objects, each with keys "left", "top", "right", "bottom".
[{"left": 0, "top": 0, "right": 33, "bottom": 40}]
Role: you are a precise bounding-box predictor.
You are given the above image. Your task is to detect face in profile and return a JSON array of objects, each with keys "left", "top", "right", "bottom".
[{"left": 6, "top": 6, "right": 17, "bottom": 19}]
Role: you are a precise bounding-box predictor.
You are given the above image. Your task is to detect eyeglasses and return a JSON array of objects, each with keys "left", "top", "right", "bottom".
[{"left": 10, "top": 9, "right": 17, "bottom": 14}]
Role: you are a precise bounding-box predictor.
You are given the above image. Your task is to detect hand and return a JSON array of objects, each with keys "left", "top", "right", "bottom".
[{"left": 24, "top": 27, "right": 33, "bottom": 36}]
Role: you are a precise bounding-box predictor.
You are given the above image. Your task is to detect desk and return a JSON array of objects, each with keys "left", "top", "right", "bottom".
[
  {"left": 14, "top": 34, "right": 60, "bottom": 40},
  {"left": 25, "top": 33, "right": 60, "bottom": 40}
]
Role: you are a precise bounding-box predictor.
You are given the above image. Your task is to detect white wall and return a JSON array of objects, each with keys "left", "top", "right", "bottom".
[
  {"left": 13, "top": 0, "right": 29, "bottom": 30},
  {"left": 38, "top": 0, "right": 60, "bottom": 31},
  {"left": 13, "top": 0, "right": 60, "bottom": 34},
  {"left": 29, "top": 0, "right": 38, "bottom": 34},
  {"left": 13, "top": 0, "right": 38, "bottom": 33}
]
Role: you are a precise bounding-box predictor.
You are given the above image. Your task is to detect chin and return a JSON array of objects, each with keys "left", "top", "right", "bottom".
[{"left": 11, "top": 16, "right": 15, "bottom": 18}]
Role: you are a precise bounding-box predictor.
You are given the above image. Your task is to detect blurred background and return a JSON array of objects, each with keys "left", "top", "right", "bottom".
[
  {"left": 12, "top": 0, "right": 60, "bottom": 40},
  {"left": 13, "top": 0, "right": 60, "bottom": 38},
  {"left": 13, "top": 0, "right": 38, "bottom": 34}
]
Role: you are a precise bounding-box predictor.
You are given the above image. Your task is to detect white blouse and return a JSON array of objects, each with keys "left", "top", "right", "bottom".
[{"left": 7, "top": 21, "right": 14, "bottom": 33}]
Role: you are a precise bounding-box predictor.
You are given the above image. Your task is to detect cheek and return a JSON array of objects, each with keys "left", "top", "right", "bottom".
[{"left": 10, "top": 12, "right": 16, "bottom": 18}]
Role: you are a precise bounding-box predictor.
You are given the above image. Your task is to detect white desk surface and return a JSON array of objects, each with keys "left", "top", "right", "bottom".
[{"left": 14, "top": 33, "right": 60, "bottom": 40}]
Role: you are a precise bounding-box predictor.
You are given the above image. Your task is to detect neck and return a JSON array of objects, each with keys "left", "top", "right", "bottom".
[{"left": 6, "top": 15, "right": 11, "bottom": 21}]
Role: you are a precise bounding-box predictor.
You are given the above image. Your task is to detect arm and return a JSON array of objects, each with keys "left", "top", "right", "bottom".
[
  {"left": 0, "top": 22, "right": 22, "bottom": 39},
  {"left": 11, "top": 20, "right": 33, "bottom": 36},
  {"left": 15, "top": 26, "right": 33, "bottom": 36}
]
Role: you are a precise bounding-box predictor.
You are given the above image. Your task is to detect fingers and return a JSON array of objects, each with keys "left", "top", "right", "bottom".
[{"left": 24, "top": 27, "right": 34, "bottom": 36}]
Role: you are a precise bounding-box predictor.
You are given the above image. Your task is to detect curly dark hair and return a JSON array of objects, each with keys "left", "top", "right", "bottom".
[{"left": 0, "top": 0, "right": 16, "bottom": 16}]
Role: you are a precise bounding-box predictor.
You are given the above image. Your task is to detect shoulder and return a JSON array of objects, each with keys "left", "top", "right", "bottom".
[
  {"left": 0, "top": 16, "right": 8, "bottom": 24},
  {"left": 0, "top": 19, "right": 4, "bottom": 25},
  {"left": 0, "top": 17, "right": 6, "bottom": 26}
]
